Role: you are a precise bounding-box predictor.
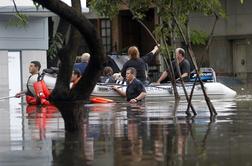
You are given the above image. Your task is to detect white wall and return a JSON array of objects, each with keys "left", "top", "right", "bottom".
[
  {"left": 0, "top": 17, "right": 48, "bottom": 50},
  {"left": 0, "top": 51, "right": 10, "bottom": 151},
  {"left": 0, "top": 51, "right": 9, "bottom": 97}
]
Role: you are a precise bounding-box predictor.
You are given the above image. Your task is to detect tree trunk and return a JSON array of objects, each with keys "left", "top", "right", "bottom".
[
  {"left": 50, "top": 26, "right": 81, "bottom": 101},
  {"left": 33, "top": 0, "right": 106, "bottom": 132},
  {"left": 55, "top": 102, "right": 85, "bottom": 131},
  {"left": 52, "top": 126, "right": 87, "bottom": 166},
  {"left": 33, "top": 0, "right": 105, "bottom": 102}
]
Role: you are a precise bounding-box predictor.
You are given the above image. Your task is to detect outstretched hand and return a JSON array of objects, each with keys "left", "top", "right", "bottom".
[
  {"left": 15, "top": 91, "right": 25, "bottom": 98},
  {"left": 153, "top": 44, "right": 160, "bottom": 54}
]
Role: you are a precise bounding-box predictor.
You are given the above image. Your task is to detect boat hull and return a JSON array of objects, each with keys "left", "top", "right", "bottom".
[
  {"left": 91, "top": 82, "right": 237, "bottom": 101},
  {"left": 27, "top": 73, "right": 237, "bottom": 101}
]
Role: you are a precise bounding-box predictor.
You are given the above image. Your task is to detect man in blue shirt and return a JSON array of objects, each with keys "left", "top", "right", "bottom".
[{"left": 74, "top": 53, "right": 90, "bottom": 75}]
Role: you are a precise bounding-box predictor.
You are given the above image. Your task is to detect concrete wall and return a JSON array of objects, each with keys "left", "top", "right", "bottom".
[
  {"left": 0, "top": 51, "right": 9, "bottom": 97},
  {"left": 189, "top": 0, "right": 252, "bottom": 77},
  {"left": 0, "top": 51, "right": 10, "bottom": 151},
  {"left": 209, "top": 38, "right": 232, "bottom": 74},
  {"left": 0, "top": 17, "right": 48, "bottom": 50},
  {"left": 190, "top": 0, "right": 252, "bottom": 36}
]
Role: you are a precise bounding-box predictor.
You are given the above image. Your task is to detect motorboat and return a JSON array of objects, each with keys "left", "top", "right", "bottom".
[
  {"left": 27, "top": 67, "right": 237, "bottom": 101},
  {"left": 91, "top": 81, "right": 237, "bottom": 101},
  {"left": 91, "top": 68, "right": 236, "bottom": 101}
]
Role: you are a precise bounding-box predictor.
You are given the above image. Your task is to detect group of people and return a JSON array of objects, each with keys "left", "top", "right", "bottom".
[
  {"left": 112, "top": 46, "right": 191, "bottom": 103},
  {"left": 16, "top": 44, "right": 190, "bottom": 105},
  {"left": 15, "top": 53, "right": 91, "bottom": 105}
]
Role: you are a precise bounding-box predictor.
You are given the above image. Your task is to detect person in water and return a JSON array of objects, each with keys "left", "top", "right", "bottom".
[
  {"left": 15, "top": 61, "right": 50, "bottom": 105},
  {"left": 113, "top": 67, "right": 146, "bottom": 103}
]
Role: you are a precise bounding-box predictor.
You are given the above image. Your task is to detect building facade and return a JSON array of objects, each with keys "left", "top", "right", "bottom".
[
  {"left": 188, "top": 0, "right": 252, "bottom": 81},
  {"left": 91, "top": 1, "right": 252, "bottom": 81},
  {"left": 0, "top": 12, "right": 49, "bottom": 97},
  {"left": 0, "top": 0, "right": 89, "bottom": 97}
]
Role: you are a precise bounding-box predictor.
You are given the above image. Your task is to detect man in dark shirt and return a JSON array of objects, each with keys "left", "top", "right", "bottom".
[
  {"left": 113, "top": 67, "right": 146, "bottom": 103},
  {"left": 121, "top": 45, "right": 159, "bottom": 83},
  {"left": 156, "top": 48, "right": 190, "bottom": 83}
]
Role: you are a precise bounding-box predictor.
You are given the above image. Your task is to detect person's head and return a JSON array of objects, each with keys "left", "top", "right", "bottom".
[
  {"left": 29, "top": 61, "right": 41, "bottom": 74},
  {"left": 175, "top": 48, "right": 185, "bottom": 62},
  {"left": 71, "top": 69, "right": 81, "bottom": 83},
  {"left": 81, "top": 53, "right": 90, "bottom": 63},
  {"left": 103, "top": 66, "right": 113, "bottom": 76},
  {"left": 126, "top": 67, "right": 137, "bottom": 81},
  {"left": 128, "top": 46, "right": 140, "bottom": 59}
]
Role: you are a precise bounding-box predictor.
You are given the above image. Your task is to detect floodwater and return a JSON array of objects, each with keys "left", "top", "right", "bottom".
[{"left": 1, "top": 85, "right": 252, "bottom": 166}]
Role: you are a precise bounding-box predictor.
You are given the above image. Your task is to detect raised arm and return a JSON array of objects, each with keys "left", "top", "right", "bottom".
[
  {"left": 150, "top": 45, "right": 159, "bottom": 54},
  {"left": 141, "top": 45, "right": 160, "bottom": 64}
]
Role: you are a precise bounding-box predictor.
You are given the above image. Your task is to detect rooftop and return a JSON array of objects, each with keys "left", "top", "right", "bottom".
[{"left": 0, "top": 0, "right": 89, "bottom": 16}]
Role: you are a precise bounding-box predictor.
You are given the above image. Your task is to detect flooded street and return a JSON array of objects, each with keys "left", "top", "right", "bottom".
[{"left": 1, "top": 89, "right": 252, "bottom": 166}]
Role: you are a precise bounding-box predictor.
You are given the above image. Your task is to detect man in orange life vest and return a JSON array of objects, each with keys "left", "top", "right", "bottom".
[{"left": 15, "top": 61, "right": 50, "bottom": 105}]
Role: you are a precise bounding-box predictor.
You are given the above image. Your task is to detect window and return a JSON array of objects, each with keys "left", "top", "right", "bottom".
[{"left": 100, "top": 19, "right": 112, "bottom": 54}]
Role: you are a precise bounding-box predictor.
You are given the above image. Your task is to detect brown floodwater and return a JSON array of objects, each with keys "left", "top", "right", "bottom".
[{"left": 0, "top": 85, "right": 252, "bottom": 166}]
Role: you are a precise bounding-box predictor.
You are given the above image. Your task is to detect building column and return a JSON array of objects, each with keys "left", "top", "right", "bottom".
[{"left": 0, "top": 51, "right": 9, "bottom": 96}]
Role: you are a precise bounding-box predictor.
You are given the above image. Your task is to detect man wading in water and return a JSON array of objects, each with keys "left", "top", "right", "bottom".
[
  {"left": 15, "top": 61, "right": 50, "bottom": 105},
  {"left": 113, "top": 67, "right": 146, "bottom": 103}
]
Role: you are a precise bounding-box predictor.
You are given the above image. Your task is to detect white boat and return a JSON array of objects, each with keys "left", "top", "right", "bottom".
[
  {"left": 27, "top": 67, "right": 237, "bottom": 101},
  {"left": 92, "top": 67, "right": 237, "bottom": 101},
  {"left": 91, "top": 82, "right": 237, "bottom": 101}
]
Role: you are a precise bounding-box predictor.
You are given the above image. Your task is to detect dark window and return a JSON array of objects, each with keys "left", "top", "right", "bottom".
[{"left": 100, "top": 19, "right": 112, "bottom": 54}]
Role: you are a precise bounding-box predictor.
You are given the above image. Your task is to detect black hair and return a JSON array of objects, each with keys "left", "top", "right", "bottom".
[
  {"left": 30, "top": 61, "right": 41, "bottom": 71},
  {"left": 126, "top": 67, "right": 137, "bottom": 76}
]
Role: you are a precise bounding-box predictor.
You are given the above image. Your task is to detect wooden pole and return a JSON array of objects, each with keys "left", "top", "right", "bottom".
[{"left": 173, "top": 15, "right": 217, "bottom": 116}]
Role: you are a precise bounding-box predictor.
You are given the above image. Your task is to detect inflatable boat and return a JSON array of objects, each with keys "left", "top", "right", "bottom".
[
  {"left": 27, "top": 67, "right": 237, "bottom": 101},
  {"left": 91, "top": 82, "right": 237, "bottom": 101}
]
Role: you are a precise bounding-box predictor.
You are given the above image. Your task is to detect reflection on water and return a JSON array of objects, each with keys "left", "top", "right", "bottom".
[{"left": 1, "top": 96, "right": 252, "bottom": 166}]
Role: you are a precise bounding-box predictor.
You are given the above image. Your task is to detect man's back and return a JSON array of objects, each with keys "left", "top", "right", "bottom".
[
  {"left": 121, "top": 58, "right": 147, "bottom": 82},
  {"left": 74, "top": 62, "right": 88, "bottom": 75}
]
